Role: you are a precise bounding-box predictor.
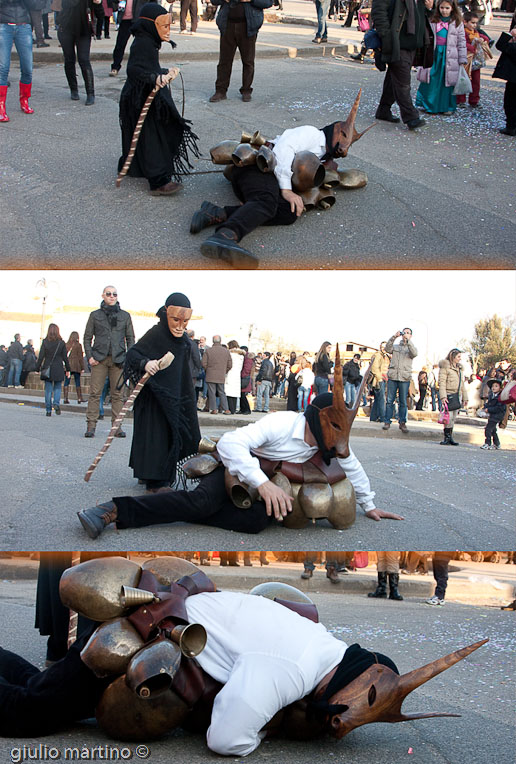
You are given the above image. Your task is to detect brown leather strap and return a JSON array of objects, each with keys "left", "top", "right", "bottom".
[{"left": 274, "top": 598, "right": 319, "bottom": 623}]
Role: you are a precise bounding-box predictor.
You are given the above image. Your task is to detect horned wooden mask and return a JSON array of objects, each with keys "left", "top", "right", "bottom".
[
  {"left": 330, "top": 90, "right": 375, "bottom": 158},
  {"left": 325, "top": 639, "right": 488, "bottom": 739},
  {"left": 166, "top": 305, "right": 192, "bottom": 337},
  {"left": 317, "top": 344, "right": 372, "bottom": 459}
]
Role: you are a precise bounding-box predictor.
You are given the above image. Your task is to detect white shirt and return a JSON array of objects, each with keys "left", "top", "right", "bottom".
[
  {"left": 272, "top": 126, "right": 327, "bottom": 191},
  {"left": 216, "top": 411, "right": 376, "bottom": 512},
  {"left": 185, "top": 591, "right": 347, "bottom": 756}
]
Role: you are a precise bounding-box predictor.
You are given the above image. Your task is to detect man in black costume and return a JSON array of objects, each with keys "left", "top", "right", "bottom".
[
  {"left": 118, "top": 4, "right": 200, "bottom": 195},
  {"left": 123, "top": 292, "right": 201, "bottom": 492}
]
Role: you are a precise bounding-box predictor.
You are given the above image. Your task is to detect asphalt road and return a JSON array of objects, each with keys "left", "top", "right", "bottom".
[
  {"left": 1, "top": 403, "right": 514, "bottom": 550},
  {"left": 0, "top": 578, "right": 513, "bottom": 764},
  {"left": 2, "top": 56, "right": 515, "bottom": 268}
]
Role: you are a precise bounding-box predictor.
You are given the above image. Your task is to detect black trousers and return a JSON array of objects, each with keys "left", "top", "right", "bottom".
[
  {"left": 504, "top": 81, "right": 516, "bottom": 130},
  {"left": 0, "top": 637, "right": 104, "bottom": 737},
  {"left": 377, "top": 48, "right": 419, "bottom": 124},
  {"left": 432, "top": 557, "right": 450, "bottom": 600},
  {"left": 220, "top": 165, "right": 298, "bottom": 241},
  {"left": 484, "top": 419, "right": 500, "bottom": 447},
  {"left": 115, "top": 466, "right": 272, "bottom": 534},
  {"left": 112, "top": 19, "right": 132, "bottom": 71},
  {"left": 215, "top": 21, "right": 256, "bottom": 95},
  {"left": 58, "top": 29, "right": 94, "bottom": 93}
]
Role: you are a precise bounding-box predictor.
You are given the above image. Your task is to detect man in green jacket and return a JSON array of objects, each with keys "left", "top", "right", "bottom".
[
  {"left": 83, "top": 285, "right": 135, "bottom": 438},
  {"left": 371, "top": 0, "right": 433, "bottom": 128}
]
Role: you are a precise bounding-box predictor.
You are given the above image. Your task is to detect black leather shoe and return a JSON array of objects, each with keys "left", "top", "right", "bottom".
[
  {"left": 406, "top": 117, "right": 426, "bottom": 130},
  {"left": 376, "top": 113, "right": 400, "bottom": 123},
  {"left": 70, "top": 90, "right": 80, "bottom": 101},
  {"left": 114, "top": 428, "right": 126, "bottom": 438},
  {"left": 84, "top": 426, "right": 95, "bottom": 438},
  {"left": 77, "top": 502, "right": 118, "bottom": 539},
  {"left": 85, "top": 93, "right": 95, "bottom": 106},
  {"left": 190, "top": 200, "right": 227, "bottom": 234},
  {"left": 200, "top": 228, "right": 259, "bottom": 269},
  {"left": 301, "top": 568, "right": 313, "bottom": 579},
  {"left": 499, "top": 127, "right": 516, "bottom": 136}
]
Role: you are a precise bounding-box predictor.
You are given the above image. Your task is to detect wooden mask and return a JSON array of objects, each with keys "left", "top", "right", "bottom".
[{"left": 166, "top": 305, "right": 192, "bottom": 338}]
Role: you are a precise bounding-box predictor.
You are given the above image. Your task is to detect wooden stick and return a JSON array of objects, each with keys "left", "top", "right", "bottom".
[{"left": 84, "top": 351, "right": 174, "bottom": 482}]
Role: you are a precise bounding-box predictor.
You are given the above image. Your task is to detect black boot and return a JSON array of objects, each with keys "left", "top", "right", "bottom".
[
  {"left": 64, "top": 62, "right": 79, "bottom": 100},
  {"left": 200, "top": 228, "right": 259, "bottom": 269},
  {"left": 440, "top": 427, "right": 451, "bottom": 445},
  {"left": 77, "top": 501, "right": 118, "bottom": 539},
  {"left": 190, "top": 200, "right": 228, "bottom": 234},
  {"left": 388, "top": 573, "right": 404, "bottom": 600},
  {"left": 368, "top": 571, "right": 387, "bottom": 598},
  {"left": 448, "top": 428, "right": 459, "bottom": 446},
  {"left": 81, "top": 64, "right": 95, "bottom": 105}
]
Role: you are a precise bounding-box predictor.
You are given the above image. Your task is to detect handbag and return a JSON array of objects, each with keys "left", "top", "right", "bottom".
[
  {"left": 39, "top": 341, "right": 61, "bottom": 382},
  {"left": 453, "top": 65, "right": 472, "bottom": 96},
  {"left": 357, "top": 11, "right": 370, "bottom": 31},
  {"left": 447, "top": 393, "right": 461, "bottom": 410},
  {"left": 437, "top": 400, "right": 450, "bottom": 425}
]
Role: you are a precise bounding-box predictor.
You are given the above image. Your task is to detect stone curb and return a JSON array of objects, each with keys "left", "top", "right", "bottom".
[
  {"left": 1, "top": 392, "right": 515, "bottom": 448},
  {"left": 0, "top": 559, "right": 513, "bottom": 607}
]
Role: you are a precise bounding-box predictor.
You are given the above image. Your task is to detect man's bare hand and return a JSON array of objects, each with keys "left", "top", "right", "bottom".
[
  {"left": 145, "top": 360, "right": 161, "bottom": 375},
  {"left": 281, "top": 189, "right": 304, "bottom": 216},
  {"left": 258, "top": 481, "right": 293, "bottom": 521},
  {"left": 89, "top": 357, "right": 99, "bottom": 367},
  {"left": 158, "top": 68, "right": 179, "bottom": 88},
  {"left": 365, "top": 508, "right": 405, "bottom": 521}
]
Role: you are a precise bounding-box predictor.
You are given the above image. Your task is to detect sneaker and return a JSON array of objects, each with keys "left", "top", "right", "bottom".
[
  {"left": 312, "top": 37, "right": 321, "bottom": 43},
  {"left": 493, "top": 444, "right": 501, "bottom": 450},
  {"left": 480, "top": 443, "right": 493, "bottom": 450},
  {"left": 109, "top": 68, "right": 119, "bottom": 77},
  {"left": 426, "top": 596, "right": 444, "bottom": 606}
]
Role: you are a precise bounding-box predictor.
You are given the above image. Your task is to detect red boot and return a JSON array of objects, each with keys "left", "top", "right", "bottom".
[
  {"left": 19, "top": 82, "right": 34, "bottom": 114},
  {"left": 0, "top": 86, "right": 9, "bottom": 123}
]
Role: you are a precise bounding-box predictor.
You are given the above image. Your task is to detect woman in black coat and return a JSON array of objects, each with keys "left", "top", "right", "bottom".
[
  {"left": 118, "top": 3, "right": 200, "bottom": 195},
  {"left": 36, "top": 323, "right": 70, "bottom": 416},
  {"left": 492, "top": 12, "right": 516, "bottom": 136},
  {"left": 123, "top": 292, "right": 200, "bottom": 491},
  {"left": 57, "top": 0, "right": 99, "bottom": 104}
]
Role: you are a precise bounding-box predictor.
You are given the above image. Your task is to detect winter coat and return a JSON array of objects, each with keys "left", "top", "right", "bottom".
[
  {"left": 492, "top": 30, "right": 516, "bottom": 84},
  {"left": 213, "top": 0, "right": 272, "bottom": 38},
  {"left": 67, "top": 341, "right": 84, "bottom": 374},
  {"left": 257, "top": 358, "right": 274, "bottom": 383},
  {"left": 371, "top": 0, "right": 433, "bottom": 65},
  {"left": 417, "top": 21, "right": 467, "bottom": 88},
  {"left": 83, "top": 303, "right": 135, "bottom": 365},
  {"left": 342, "top": 359, "right": 362, "bottom": 385},
  {"left": 36, "top": 339, "right": 70, "bottom": 383},
  {"left": 0, "top": 0, "right": 33, "bottom": 25},
  {"left": 188, "top": 339, "right": 202, "bottom": 382},
  {"left": 7, "top": 340, "right": 24, "bottom": 362},
  {"left": 22, "top": 346, "right": 38, "bottom": 373},
  {"left": 202, "top": 343, "right": 232, "bottom": 383},
  {"left": 438, "top": 359, "right": 467, "bottom": 403},
  {"left": 485, "top": 391, "right": 506, "bottom": 422},
  {"left": 313, "top": 353, "right": 333, "bottom": 378},
  {"left": 225, "top": 349, "right": 245, "bottom": 398},
  {"left": 240, "top": 352, "right": 253, "bottom": 394},
  {"left": 385, "top": 335, "right": 417, "bottom": 382},
  {"left": 369, "top": 350, "right": 390, "bottom": 387}
]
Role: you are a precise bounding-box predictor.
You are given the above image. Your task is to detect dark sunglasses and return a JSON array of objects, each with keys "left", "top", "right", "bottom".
[{"left": 104, "top": 291, "right": 117, "bottom": 297}]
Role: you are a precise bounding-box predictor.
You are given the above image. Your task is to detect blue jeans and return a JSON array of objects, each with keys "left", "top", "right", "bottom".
[
  {"left": 314, "top": 376, "right": 329, "bottom": 395},
  {"left": 315, "top": 0, "right": 330, "bottom": 38},
  {"left": 297, "top": 385, "right": 310, "bottom": 411},
  {"left": 385, "top": 379, "right": 409, "bottom": 424},
  {"left": 344, "top": 381, "right": 357, "bottom": 406},
  {"left": 0, "top": 23, "right": 33, "bottom": 85},
  {"left": 99, "top": 377, "right": 110, "bottom": 417},
  {"left": 44, "top": 380, "right": 62, "bottom": 412},
  {"left": 7, "top": 358, "right": 22, "bottom": 386},
  {"left": 370, "top": 380, "right": 386, "bottom": 421},
  {"left": 430, "top": 386, "right": 440, "bottom": 411},
  {"left": 256, "top": 380, "right": 271, "bottom": 412}
]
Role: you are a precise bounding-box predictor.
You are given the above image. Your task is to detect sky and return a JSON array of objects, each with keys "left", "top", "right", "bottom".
[{"left": 0, "top": 270, "right": 514, "bottom": 361}]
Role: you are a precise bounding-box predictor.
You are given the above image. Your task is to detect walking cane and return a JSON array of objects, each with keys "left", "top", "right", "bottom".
[
  {"left": 83, "top": 351, "right": 174, "bottom": 482},
  {"left": 116, "top": 72, "right": 185, "bottom": 188}
]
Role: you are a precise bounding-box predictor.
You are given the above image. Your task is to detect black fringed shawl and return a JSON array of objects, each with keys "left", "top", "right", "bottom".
[{"left": 118, "top": 25, "right": 200, "bottom": 183}]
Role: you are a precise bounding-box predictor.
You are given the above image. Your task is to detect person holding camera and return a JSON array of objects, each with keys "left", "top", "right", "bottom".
[
  {"left": 382, "top": 328, "right": 417, "bottom": 433},
  {"left": 208, "top": 0, "right": 272, "bottom": 103}
]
